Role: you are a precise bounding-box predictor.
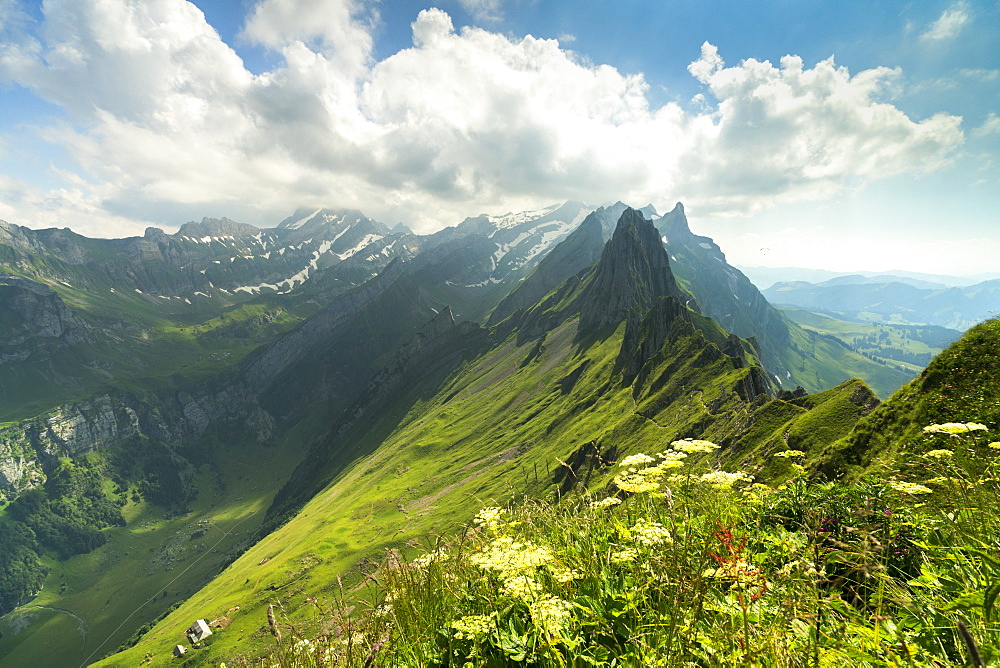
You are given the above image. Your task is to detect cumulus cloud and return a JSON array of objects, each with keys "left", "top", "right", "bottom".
[
  {"left": 677, "top": 45, "right": 963, "bottom": 213},
  {"left": 0, "top": 1, "right": 967, "bottom": 236},
  {"left": 921, "top": 1, "right": 970, "bottom": 42}
]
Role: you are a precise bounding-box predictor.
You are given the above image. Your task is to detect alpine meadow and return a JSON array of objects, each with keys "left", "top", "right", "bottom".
[{"left": 1, "top": 1, "right": 999, "bottom": 667}]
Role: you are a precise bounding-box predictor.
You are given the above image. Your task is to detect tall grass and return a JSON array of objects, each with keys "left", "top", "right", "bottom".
[{"left": 225, "top": 425, "right": 1000, "bottom": 667}]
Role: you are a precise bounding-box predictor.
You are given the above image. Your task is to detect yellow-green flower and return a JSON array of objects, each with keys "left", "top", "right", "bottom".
[
  {"left": 474, "top": 506, "right": 505, "bottom": 529},
  {"left": 619, "top": 453, "right": 657, "bottom": 469},
  {"left": 671, "top": 438, "right": 721, "bottom": 453},
  {"left": 630, "top": 519, "right": 672, "bottom": 546},
  {"left": 699, "top": 470, "right": 753, "bottom": 489},
  {"left": 470, "top": 537, "right": 553, "bottom": 577},
  {"left": 774, "top": 449, "right": 805, "bottom": 458},
  {"left": 451, "top": 613, "right": 495, "bottom": 640},
  {"left": 549, "top": 564, "right": 582, "bottom": 583},
  {"left": 923, "top": 449, "right": 954, "bottom": 459},
  {"left": 529, "top": 595, "right": 574, "bottom": 637},
  {"left": 501, "top": 574, "right": 543, "bottom": 601},
  {"left": 610, "top": 548, "right": 639, "bottom": 564},
  {"left": 923, "top": 422, "right": 988, "bottom": 435},
  {"left": 888, "top": 481, "right": 933, "bottom": 494},
  {"left": 614, "top": 465, "right": 665, "bottom": 493},
  {"left": 590, "top": 497, "right": 622, "bottom": 508}
]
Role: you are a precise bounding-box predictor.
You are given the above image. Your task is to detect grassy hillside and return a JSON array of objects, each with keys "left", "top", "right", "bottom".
[
  {"left": 780, "top": 306, "right": 960, "bottom": 375},
  {"left": 100, "top": 319, "right": 1000, "bottom": 668},
  {"left": 769, "top": 315, "right": 913, "bottom": 399},
  {"left": 0, "top": 431, "right": 306, "bottom": 667},
  {"left": 816, "top": 316, "right": 1000, "bottom": 477},
  {"left": 95, "top": 302, "right": 876, "bottom": 666}
]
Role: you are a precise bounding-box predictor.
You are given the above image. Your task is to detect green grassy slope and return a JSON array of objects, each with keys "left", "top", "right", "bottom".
[
  {"left": 769, "top": 317, "right": 913, "bottom": 399},
  {"left": 814, "top": 316, "right": 1000, "bottom": 477},
  {"left": 779, "top": 306, "right": 960, "bottom": 374},
  {"left": 0, "top": 432, "right": 305, "bottom": 667},
  {"left": 96, "top": 301, "right": 874, "bottom": 666}
]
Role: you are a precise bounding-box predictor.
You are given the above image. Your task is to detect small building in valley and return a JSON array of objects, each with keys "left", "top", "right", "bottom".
[
  {"left": 173, "top": 645, "right": 187, "bottom": 657},
  {"left": 187, "top": 619, "right": 213, "bottom": 643}
]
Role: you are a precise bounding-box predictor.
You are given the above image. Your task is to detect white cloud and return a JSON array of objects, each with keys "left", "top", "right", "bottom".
[
  {"left": 677, "top": 45, "right": 964, "bottom": 214},
  {"left": 920, "top": 1, "right": 970, "bottom": 42},
  {"left": 241, "top": 0, "right": 375, "bottom": 75},
  {"left": 0, "top": 2, "right": 967, "bottom": 237},
  {"left": 973, "top": 113, "right": 1000, "bottom": 138},
  {"left": 458, "top": 0, "right": 503, "bottom": 22},
  {"left": 961, "top": 68, "right": 1000, "bottom": 82}
]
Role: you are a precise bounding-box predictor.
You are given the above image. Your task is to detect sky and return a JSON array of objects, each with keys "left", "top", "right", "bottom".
[{"left": 0, "top": 0, "right": 998, "bottom": 276}]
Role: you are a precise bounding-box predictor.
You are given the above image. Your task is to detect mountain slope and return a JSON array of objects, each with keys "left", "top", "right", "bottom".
[
  {"left": 655, "top": 203, "right": 913, "bottom": 398},
  {"left": 815, "top": 316, "right": 1000, "bottom": 476},
  {"left": 93, "top": 209, "right": 879, "bottom": 667}
]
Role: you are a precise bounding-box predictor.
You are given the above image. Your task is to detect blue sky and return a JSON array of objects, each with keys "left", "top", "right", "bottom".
[{"left": 0, "top": 0, "right": 998, "bottom": 275}]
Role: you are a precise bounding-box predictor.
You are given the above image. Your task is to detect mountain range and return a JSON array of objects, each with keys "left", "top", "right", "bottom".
[
  {"left": 763, "top": 276, "right": 1000, "bottom": 330},
  {"left": 0, "top": 202, "right": 951, "bottom": 666}
]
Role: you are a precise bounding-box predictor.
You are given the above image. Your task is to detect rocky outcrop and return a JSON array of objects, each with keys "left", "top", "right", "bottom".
[
  {"left": 616, "top": 296, "right": 691, "bottom": 382},
  {"left": 657, "top": 202, "right": 792, "bottom": 379},
  {"left": 0, "top": 275, "right": 90, "bottom": 347},
  {"left": 0, "top": 382, "right": 275, "bottom": 502},
  {"left": 579, "top": 208, "right": 684, "bottom": 333},
  {"left": 0, "top": 396, "right": 139, "bottom": 499}
]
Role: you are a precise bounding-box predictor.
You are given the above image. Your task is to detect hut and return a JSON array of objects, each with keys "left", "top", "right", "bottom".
[{"left": 187, "top": 619, "right": 213, "bottom": 642}]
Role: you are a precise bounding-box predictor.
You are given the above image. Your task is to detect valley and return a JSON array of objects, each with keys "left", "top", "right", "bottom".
[{"left": 0, "top": 203, "right": 994, "bottom": 667}]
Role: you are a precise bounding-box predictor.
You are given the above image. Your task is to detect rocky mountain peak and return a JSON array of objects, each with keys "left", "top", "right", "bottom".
[
  {"left": 578, "top": 207, "right": 684, "bottom": 333},
  {"left": 176, "top": 217, "right": 260, "bottom": 238},
  {"left": 659, "top": 202, "right": 694, "bottom": 241}
]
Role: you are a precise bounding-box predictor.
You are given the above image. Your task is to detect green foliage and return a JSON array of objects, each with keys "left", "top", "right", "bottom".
[
  {"left": 247, "top": 427, "right": 1000, "bottom": 668},
  {"left": 0, "top": 521, "right": 46, "bottom": 614},
  {"left": 7, "top": 457, "right": 125, "bottom": 560}
]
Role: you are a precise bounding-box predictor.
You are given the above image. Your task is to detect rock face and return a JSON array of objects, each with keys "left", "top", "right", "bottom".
[
  {"left": 616, "top": 296, "right": 692, "bottom": 382},
  {"left": 656, "top": 202, "right": 792, "bottom": 380},
  {"left": 0, "top": 275, "right": 90, "bottom": 348},
  {"left": 579, "top": 208, "right": 685, "bottom": 333},
  {"left": 0, "top": 381, "right": 274, "bottom": 502},
  {"left": 0, "top": 396, "right": 138, "bottom": 499}
]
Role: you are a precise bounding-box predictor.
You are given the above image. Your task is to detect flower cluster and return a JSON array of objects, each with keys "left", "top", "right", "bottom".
[
  {"left": 610, "top": 548, "right": 639, "bottom": 564},
  {"left": 451, "top": 613, "right": 495, "bottom": 640},
  {"left": 501, "top": 574, "right": 544, "bottom": 601},
  {"left": 470, "top": 537, "right": 554, "bottom": 577},
  {"left": 528, "top": 595, "right": 575, "bottom": 637},
  {"left": 699, "top": 470, "right": 754, "bottom": 489},
  {"left": 887, "top": 481, "right": 933, "bottom": 494},
  {"left": 619, "top": 453, "right": 657, "bottom": 469},
  {"left": 923, "top": 422, "right": 988, "bottom": 435},
  {"left": 613, "top": 466, "right": 666, "bottom": 494},
  {"left": 474, "top": 506, "right": 505, "bottom": 529},
  {"left": 629, "top": 519, "right": 673, "bottom": 546},
  {"left": 671, "top": 438, "right": 721, "bottom": 453},
  {"left": 590, "top": 497, "right": 622, "bottom": 508},
  {"left": 923, "top": 449, "right": 954, "bottom": 459}
]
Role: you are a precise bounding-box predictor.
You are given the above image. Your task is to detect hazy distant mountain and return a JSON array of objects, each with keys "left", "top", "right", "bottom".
[
  {"left": 738, "top": 266, "right": 998, "bottom": 291},
  {"left": 763, "top": 277, "right": 1000, "bottom": 330}
]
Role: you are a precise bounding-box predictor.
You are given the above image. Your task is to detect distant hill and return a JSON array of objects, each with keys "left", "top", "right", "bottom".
[
  {"left": 763, "top": 277, "right": 1000, "bottom": 331},
  {"left": 738, "top": 266, "right": 999, "bottom": 291}
]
